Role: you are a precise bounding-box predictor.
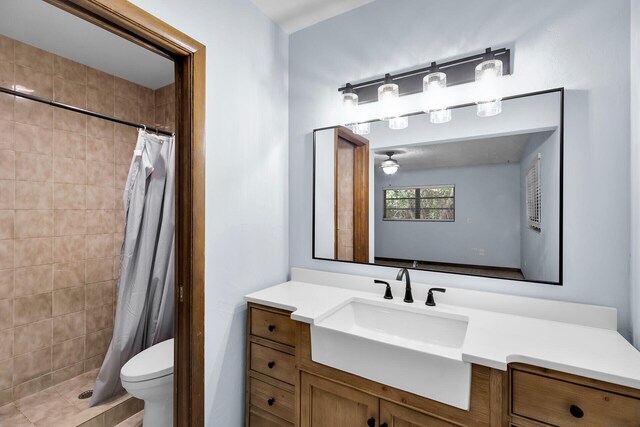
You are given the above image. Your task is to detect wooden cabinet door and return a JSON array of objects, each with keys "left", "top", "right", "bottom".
[
  {"left": 380, "top": 400, "right": 461, "bottom": 427},
  {"left": 301, "top": 372, "right": 378, "bottom": 427}
]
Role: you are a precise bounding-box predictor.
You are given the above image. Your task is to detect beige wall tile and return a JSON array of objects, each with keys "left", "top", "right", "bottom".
[
  {"left": 0, "top": 240, "right": 13, "bottom": 270},
  {"left": 14, "top": 122, "right": 52, "bottom": 155},
  {"left": 13, "top": 319, "right": 52, "bottom": 356},
  {"left": 15, "top": 151, "right": 53, "bottom": 182},
  {"left": 52, "top": 287, "right": 85, "bottom": 316},
  {"left": 54, "top": 210, "right": 86, "bottom": 236},
  {"left": 140, "top": 104, "right": 155, "bottom": 126},
  {"left": 155, "top": 84, "right": 174, "bottom": 105},
  {"left": 114, "top": 96, "right": 139, "bottom": 123},
  {"left": 0, "top": 180, "right": 14, "bottom": 210},
  {"left": 53, "top": 235, "right": 85, "bottom": 263},
  {"left": 14, "top": 264, "right": 52, "bottom": 298},
  {"left": 86, "top": 137, "right": 114, "bottom": 163},
  {"left": 15, "top": 65, "right": 53, "bottom": 98},
  {"left": 0, "top": 388, "right": 11, "bottom": 406},
  {"left": 14, "top": 237, "right": 52, "bottom": 267},
  {"left": 104, "top": 397, "right": 142, "bottom": 426},
  {"left": 0, "top": 210, "right": 14, "bottom": 239},
  {"left": 87, "top": 67, "right": 114, "bottom": 92},
  {"left": 0, "top": 150, "right": 14, "bottom": 180},
  {"left": 14, "top": 98, "right": 52, "bottom": 129},
  {"left": 14, "top": 210, "right": 53, "bottom": 239},
  {"left": 12, "top": 373, "right": 51, "bottom": 400},
  {"left": 83, "top": 354, "right": 104, "bottom": 372},
  {"left": 53, "top": 183, "right": 84, "bottom": 210},
  {"left": 87, "top": 117, "right": 113, "bottom": 141},
  {"left": 53, "top": 311, "right": 84, "bottom": 344},
  {"left": 53, "top": 130, "right": 85, "bottom": 160},
  {"left": 86, "top": 210, "right": 114, "bottom": 235},
  {"left": 0, "top": 328, "right": 13, "bottom": 360},
  {"left": 114, "top": 209, "right": 124, "bottom": 234},
  {"left": 86, "top": 234, "right": 113, "bottom": 260},
  {"left": 0, "top": 269, "right": 13, "bottom": 300},
  {"left": 51, "top": 361, "right": 83, "bottom": 386},
  {"left": 0, "top": 93, "right": 13, "bottom": 123},
  {"left": 139, "top": 86, "right": 154, "bottom": 106},
  {"left": 53, "top": 157, "right": 86, "bottom": 184},
  {"left": 114, "top": 77, "right": 139, "bottom": 102},
  {"left": 14, "top": 292, "right": 51, "bottom": 326},
  {"left": 54, "top": 56, "right": 86, "bottom": 85},
  {"left": 114, "top": 139, "right": 135, "bottom": 165},
  {"left": 13, "top": 346, "right": 51, "bottom": 385},
  {"left": 114, "top": 123, "right": 137, "bottom": 145},
  {"left": 14, "top": 41, "right": 53, "bottom": 74},
  {"left": 15, "top": 181, "right": 52, "bottom": 209},
  {"left": 87, "top": 161, "right": 114, "bottom": 188},
  {"left": 52, "top": 336, "right": 84, "bottom": 371},
  {"left": 0, "top": 60, "right": 14, "bottom": 90},
  {"left": 0, "top": 358, "right": 11, "bottom": 390},
  {"left": 86, "top": 186, "right": 114, "bottom": 210},
  {"left": 0, "top": 119, "right": 14, "bottom": 151},
  {"left": 53, "top": 261, "right": 85, "bottom": 290},
  {"left": 54, "top": 77, "right": 86, "bottom": 109},
  {"left": 0, "top": 299, "right": 12, "bottom": 330},
  {"left": 85, "top": 281, "right": 112, "bottom": 310},
  {"left": 85, "top": 329, "right": 110, "bottom": 359},
  {"left": 87, "top": 87, "right": 114, "bottom": 116},
  {"left": 154, "top": 104, "right": 166, "bottom": 127},
  {"left": 86, "top": 258, "right": 112, "bottom": 284},
  {"left": 86, "top": 304, "right": 113, "bottom": 334},
  {"left": 114, "top": 163, "right": 129, "bottom": 191},
  {"left": 53, "top": 109, "right": 86, "bottom": 134},
  {"left": 0, "top": 35, "right": 14, "bottom": 63}
]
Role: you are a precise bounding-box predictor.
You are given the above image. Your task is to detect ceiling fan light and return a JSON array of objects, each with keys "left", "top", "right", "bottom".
[{"left": 381, "top": 152, "right": 400, "bottom": 175}]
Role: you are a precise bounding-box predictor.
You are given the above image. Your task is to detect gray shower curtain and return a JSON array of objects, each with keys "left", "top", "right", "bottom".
[{"left": 91, "top": 130, "right": 176, "bottom": 405}]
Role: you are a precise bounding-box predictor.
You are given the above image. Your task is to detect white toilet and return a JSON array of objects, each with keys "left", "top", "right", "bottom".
[{"left": 121, "top": 339, "right": 174, "bottom": 427}]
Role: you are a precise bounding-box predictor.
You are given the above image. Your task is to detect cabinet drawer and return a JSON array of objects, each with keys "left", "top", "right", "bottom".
[
  {"left": 511, "top": 369, "right": 640, "bottom": 426},
  {"left": 251, "top": 307, "right": 296, "bottom": 347},
  {"left": 250, "top": 343, "right": 296, "bottom": 385},
  {"left": 250, "top": 378, "right": 295, "bottom": 424}
]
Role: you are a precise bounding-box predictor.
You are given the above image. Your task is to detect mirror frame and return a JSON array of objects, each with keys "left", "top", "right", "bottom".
[{"left": 312, "top": 87, "right": 565, "bottom": 285}]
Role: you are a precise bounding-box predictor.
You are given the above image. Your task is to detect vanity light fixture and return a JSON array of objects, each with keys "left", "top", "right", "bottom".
[
  {"left": 389, "top": 116, "right": 408, "bottom": 130},
  {"left": 381, "top": 151, "right": 400, "bottom": 175},
  {"left": 423, "top": 63, "right": 451, "bottom": 124},
  {"left": 378, "top": 74, "right": 400, "bottom": 121},
  {"left": 349, "top": 122, "right": 371, "bottom": 135},
  {"left": 475, "top": 49, "right": 504, "bottom": 117},
  {"left": 342, "top": 84, "right": 371, "bottom": 135}
]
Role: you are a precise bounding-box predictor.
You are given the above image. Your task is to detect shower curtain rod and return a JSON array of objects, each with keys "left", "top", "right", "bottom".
[{"left": 0, "top": 86, "right": 174, "bottom": 136}]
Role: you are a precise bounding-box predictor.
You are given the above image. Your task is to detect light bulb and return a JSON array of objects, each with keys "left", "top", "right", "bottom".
[
  {"left": 350, "top": 122, "right": 370, "bottom": 135},
  {"left": 475, "top": 59, "right": 503, "bottom": 117},
  {"left": 381, "top": 153, "right": 400, "bottom": 175},
  {"left": 389, "top": 116, "right": 408, "bottom": 130},
  {"left": 423, "top": 71, "right": 451, "bottom": 124},
  {"left": 378, "top": 74, "right": 399, "bottom": 121},
  {"left": 342, "top": 84, "right": 359, "bottom": 125}
]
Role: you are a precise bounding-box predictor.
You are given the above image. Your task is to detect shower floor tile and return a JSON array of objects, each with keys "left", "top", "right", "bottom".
[{"left": 0, "top": 369, "right": 141, "bottom": 427}]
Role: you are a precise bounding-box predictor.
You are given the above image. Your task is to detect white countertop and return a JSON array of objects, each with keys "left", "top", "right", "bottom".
[{"left": 245, "top": 279, "right": 640, "bottom": 390}]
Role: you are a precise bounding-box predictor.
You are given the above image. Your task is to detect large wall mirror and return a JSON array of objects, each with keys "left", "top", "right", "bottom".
[{"left": 313, "top": 89, "right": 563, "bottom": 284}]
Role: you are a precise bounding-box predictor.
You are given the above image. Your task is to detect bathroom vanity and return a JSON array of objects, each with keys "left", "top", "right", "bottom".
[{"left": 244, "top": 270, "right": 640, "bottom": 426}]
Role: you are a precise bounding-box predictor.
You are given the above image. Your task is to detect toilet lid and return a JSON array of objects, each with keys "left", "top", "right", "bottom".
[{"left": 121, "top": 338, "right": 174, "bottom": 383}]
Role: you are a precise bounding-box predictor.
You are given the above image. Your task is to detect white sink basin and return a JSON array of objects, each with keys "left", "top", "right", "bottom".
[{"left": 311, "top": 298, "right": 472, "bottom": 409}]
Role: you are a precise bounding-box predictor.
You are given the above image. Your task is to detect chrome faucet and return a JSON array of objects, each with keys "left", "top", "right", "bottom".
[{"left": 396, "top": 268, "right": 413, "bottom": 303}]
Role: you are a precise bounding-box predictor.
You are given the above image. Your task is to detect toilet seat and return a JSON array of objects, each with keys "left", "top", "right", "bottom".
[{"left": 121, "top": 338, "right": 174, "bottom": 383}]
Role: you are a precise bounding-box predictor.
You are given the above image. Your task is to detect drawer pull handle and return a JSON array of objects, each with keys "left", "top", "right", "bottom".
[
  {"left": 267, "top": 361, "right": 276, "bottom": 369},
  {"left": 367, "top": 417, "right": 375, "bottom": 427},
  {"left": 569, "top": 404, "right": 584, "bottom": 418},
  {"left": 268, "top": 324, "right": 276, "bottom": 332},
  {"left": 267, "top": 398, "right": 275, "bottom": 406}
]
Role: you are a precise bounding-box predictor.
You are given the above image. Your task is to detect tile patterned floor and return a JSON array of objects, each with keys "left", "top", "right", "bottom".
[
  {"left": 0, "top": 369, "right": 142, "bottom": 427},
  {"left": 114, "top": 411, "right": 143, "bottom": 427}
]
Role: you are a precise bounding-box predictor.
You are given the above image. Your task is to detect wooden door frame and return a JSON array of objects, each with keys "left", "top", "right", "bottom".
[
  {"left": 333, "top": 126, "right": 369, "bottom": 263},
  {"left": 42, "top": 1, "right": 206, "bottom": 426}
]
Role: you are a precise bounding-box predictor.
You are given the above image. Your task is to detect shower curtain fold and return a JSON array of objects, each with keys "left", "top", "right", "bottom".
[{"left": 91, "top": 129, "right": 175, "bottom": 406}]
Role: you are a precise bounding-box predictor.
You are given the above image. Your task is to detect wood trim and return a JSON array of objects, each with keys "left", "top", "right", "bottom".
[{"left": 42, "top": 2, "right": 206, "bottom": 426}]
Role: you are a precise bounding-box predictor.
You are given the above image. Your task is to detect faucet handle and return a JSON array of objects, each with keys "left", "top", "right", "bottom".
[
  {"left": 374, "top": 280, "right": 393, "bottom": 300},
  {"left": 425, "top": 288, "right": 446, "bottom": 306}
]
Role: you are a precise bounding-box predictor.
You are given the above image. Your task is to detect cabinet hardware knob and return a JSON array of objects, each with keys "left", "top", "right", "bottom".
[
  {"left": 267, "top": 361, "right": 276, "bottom": 369},
  {"left": 267, "top": 398, "right": 275, "bottom": 406},
  {"left": 569, "top": 404, "right": 584, "bottom": 418},
  {"left": 367, "top": 417, "right": 376, "bottom": 427},
  {"left": 268, "top": 324, "right": 276, "bottom": 332}
]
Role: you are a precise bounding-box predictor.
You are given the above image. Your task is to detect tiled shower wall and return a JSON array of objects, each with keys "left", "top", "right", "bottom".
[{"left": 0, "top": 35, "right": 174, "bottom": 405}]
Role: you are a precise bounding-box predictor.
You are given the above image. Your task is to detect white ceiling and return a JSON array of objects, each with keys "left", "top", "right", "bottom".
[
  {"left": 0, "top": 0, "right": 174, "bottom": 89},
  {"left": 250, "top": 0, "right": 375, "bottom": 33},
  {"left": 374, "top": 133, "right": 546, "bottom": 171}
]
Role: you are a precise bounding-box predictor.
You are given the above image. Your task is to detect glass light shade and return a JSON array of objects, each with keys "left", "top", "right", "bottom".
[
  {"left": 389, "top": 116, "right": 408, "bottom": 130},
  {"left": 475, "top": 59, "right": 503, "bottom": 117},
  {"left": 423, "top": 72, "right": 451, "bottom": 124},
  {"left": 381, "top": 158, "right": 399, "bottom": 175},
  {"left": 378, "top": 82, "right": 400, "bottom": 121},
  {"left": 342, "top": 90, "right": 359, "bottom": 125},
  {"left": 348, "top": 122, "right": 371, "bottom": 135}
]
